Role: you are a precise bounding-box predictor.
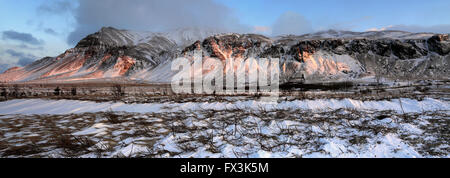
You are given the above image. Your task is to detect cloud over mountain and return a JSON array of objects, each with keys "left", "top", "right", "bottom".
[
  {"left": 385, "top": 24, "right": 450, "bottom": 34},
  {"left": 67, "top": 0, "right": 250, "bottom": 45}
]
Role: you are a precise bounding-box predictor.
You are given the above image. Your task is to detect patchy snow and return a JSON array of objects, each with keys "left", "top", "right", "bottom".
[
  {"left": 113, "top": 143, "right": 149, "bottom": 157},
  {"left": 0, "top": 106, "right": 448, "bottom": 158},
  {"left": 73, "top": 123, "right": 109, "bottom": 136},
  {"left": 0, "top": 97, "right": 448, "bottom": 158},
  {"left": 294, "top": 30, "right": 435, "bottom": 40}
]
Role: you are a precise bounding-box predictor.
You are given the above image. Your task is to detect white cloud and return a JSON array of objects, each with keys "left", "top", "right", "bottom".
[
  {"left": 67, "top": 0, "right": 251, "bottom": 45},
  {"left": 272, "top": 11, "right": 313, "bottom": 36}
]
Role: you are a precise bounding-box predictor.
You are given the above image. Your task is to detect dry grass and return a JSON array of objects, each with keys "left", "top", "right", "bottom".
[
  {"left": 0, "top": 80, "right": 448, "bottom": 103},
  {"left": 0, "top": 108, "right": 448, "bottom": 158}
]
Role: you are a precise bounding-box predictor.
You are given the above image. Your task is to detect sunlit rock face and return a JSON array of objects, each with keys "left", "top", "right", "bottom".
[
  {"left": 427, "top": 34, "right": 450, "bottom": 56},
  {"left": 0, "top": 28, "right": 449, "bottom": 83},
  {"left": 0, "top": 27, "right": 178, "bottom": 83},
  {"left": 181, "top": 31, "right": 449, "bottom": 82}
]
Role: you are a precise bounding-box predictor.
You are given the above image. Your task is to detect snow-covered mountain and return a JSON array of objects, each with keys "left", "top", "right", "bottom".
[
  {"left": 1, "top": 27, "right": 449, "bottom": 83},
  {"left": 0, "top": 27, "right": 220, "bottom": 83}
]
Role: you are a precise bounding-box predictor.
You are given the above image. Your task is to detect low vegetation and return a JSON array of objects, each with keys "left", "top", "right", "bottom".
[{"left": 0, "top": 107, "right": 448, "bottom": 158}]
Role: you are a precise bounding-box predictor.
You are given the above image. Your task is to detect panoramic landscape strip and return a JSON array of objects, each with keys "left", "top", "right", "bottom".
[{"left": 0, "top": 0, "right": 448, "bottom": 159}]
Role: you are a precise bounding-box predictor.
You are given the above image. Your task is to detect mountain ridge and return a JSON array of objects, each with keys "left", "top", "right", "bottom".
[{"left": 1, "top": 27, "right": 449, "bottom": 83}]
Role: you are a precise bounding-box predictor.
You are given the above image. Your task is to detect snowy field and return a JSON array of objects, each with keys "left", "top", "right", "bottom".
[
  {"left": 0, "top": 98, "right": 448, "bottom": 115},
  {"left": 0, "top": 98, "right": 448, "bottom": 158}
]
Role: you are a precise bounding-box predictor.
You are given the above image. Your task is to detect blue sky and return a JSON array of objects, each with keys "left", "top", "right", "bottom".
[
  {"left": 1, "top": 0, "right": 450, "bottom": 72},
  {"left": 215, "top": 0, "right": 450, "bottom": 31}
]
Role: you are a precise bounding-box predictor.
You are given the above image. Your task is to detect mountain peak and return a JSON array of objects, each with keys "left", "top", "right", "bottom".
[
  {"left": 100, "top": 26, "right": 120, "bottom": 31},
  {"left": 75, "top": 26, "right": 223, "bottom": 49}
]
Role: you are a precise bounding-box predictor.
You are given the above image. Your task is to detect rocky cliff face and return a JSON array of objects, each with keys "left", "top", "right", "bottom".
[
  {"left": 180, "top": 30, "right": 449, "bottom": 83},
  {"left": 0, "top": 27, "right": 180, "bottom": 82},
  {"left": 1, "top": 28, "right": 449, "bottom": 83}
]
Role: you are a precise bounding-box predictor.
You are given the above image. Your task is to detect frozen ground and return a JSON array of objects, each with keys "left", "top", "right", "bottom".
[
  {"left": 0, "top": 98, "right": 448, "bottom": 158},
  {"left": 0, "top": 97, "right": 448, "bottom": 115}
]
